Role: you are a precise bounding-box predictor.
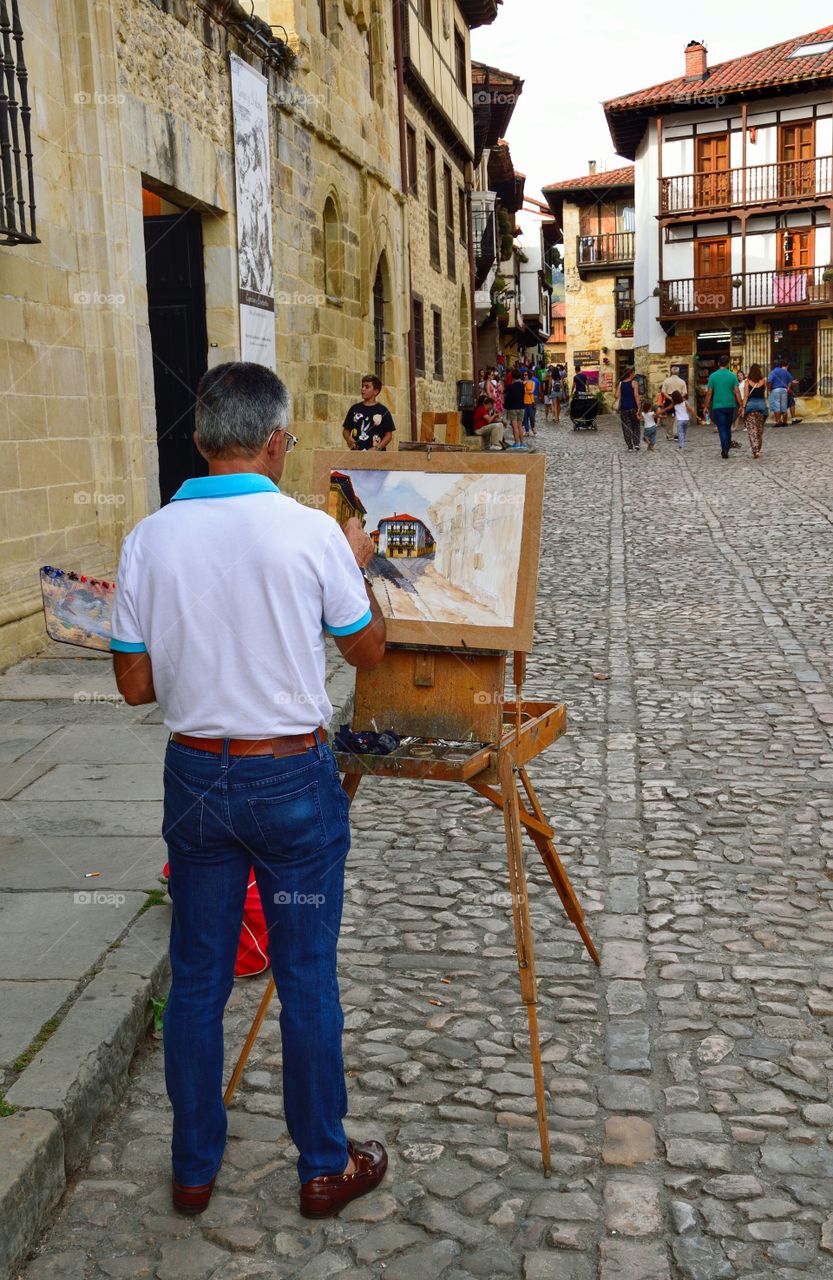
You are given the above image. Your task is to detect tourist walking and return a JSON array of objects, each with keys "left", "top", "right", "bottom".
[
  {"left": 551, "top": 366, "right": 564, "bottom": 423},
  {"left": 640, "top": 398, "right": 657, "bottom": 451},
  {"left": 705, "top": 354, "right": 740, "bottom": 458},
  {"left": 741, "top": 363, "right": 768, "bottom": 460},
  {"left": 767, "top": 358, "right": 793, "bottom": 427},
  {"left": 670, "top": 389, "right": 695, "bottom": 450},
  {"left": 615, "top": 367, "right": 641, "bottom": 451}
]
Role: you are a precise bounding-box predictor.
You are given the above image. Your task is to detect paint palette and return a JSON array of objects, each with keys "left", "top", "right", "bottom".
[{"left": 40, "top": 566, "right": 115, "bottom": 651}]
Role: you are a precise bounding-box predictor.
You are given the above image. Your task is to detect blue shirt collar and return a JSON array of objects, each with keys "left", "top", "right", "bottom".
[{"left": 171, "top": 474, "right": 281, "bottom": 501}]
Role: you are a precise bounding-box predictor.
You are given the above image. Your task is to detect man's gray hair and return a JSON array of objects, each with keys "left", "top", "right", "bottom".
[{"left": 194, "top": 362, "right": 291, "bottom": 456}]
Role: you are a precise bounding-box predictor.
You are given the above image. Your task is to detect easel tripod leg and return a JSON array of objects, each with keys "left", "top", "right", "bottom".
[
  {"left": 224, "top": 770, "right": 363, "bottom": 1109},
  {"left": 518, "top": 768, "right": 600, "bottom": 968},
  {"left": 499, "top": 751, "right": 552, "bottom": 1176}
]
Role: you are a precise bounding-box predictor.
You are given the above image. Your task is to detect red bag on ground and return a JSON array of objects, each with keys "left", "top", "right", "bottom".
[{"left": 162, "top": 864, "right": 270, "bottom": 977}]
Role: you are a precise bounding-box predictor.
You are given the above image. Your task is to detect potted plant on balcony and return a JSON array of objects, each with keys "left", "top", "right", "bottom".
[
  {"left": 731, "top": 276, "right": 743, "bottom": 290},
  {"left": 809, "top": 267, "right": 833, "bottom": 302},
  {"left": 618, "top": 318, "right": 634, "bottom": 336}
]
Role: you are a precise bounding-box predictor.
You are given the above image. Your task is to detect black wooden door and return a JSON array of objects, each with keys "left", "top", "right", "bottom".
[{"left": 143, "top": 211, "right": 208, "bottom": 505}]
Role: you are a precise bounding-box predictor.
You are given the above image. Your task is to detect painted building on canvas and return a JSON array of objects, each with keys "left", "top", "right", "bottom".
[{"left": 376, "top": 513, "right": 436, "bottom": 558}]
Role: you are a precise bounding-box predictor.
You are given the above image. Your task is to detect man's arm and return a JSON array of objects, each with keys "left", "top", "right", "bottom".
[
  {"left": 373, "top": 432, "right": 393, "bottom": 450},
  {"left": 329, "top": 517, "right": 386, "bottom": 670},
  {"left": 342, "top": 428, "right": 358, "bottom": 450},
  {"left": 333, "top": 582, "right": 386, "bottom": 669},
  {"left": 113, "top": 651, "right": 156, "bottom": 705}
]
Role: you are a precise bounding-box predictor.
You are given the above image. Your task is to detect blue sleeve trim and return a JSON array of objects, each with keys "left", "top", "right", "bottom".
[
  {"left": 323, "top": 608, "right": 373, "bottom": 637},
  {"left": 110, "top": 639, "right": 148, "bottom": 653}
]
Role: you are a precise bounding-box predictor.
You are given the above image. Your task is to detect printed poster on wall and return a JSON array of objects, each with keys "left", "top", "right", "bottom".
[{"left": 230, "top": 54, "right": 276, "bottom": 370}]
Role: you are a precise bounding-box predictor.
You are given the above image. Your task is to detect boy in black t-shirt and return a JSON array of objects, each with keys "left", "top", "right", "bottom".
[{"left": 341, "top": 375, "right": 396, "bottom": 450}]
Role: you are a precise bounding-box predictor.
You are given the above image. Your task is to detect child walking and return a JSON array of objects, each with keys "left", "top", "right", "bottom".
[
  {"left": 671, "top": 389, "right": 694, "bottom": 450},
  {"left": 640, "top": 398, "right": 657, "bottom": 451}
]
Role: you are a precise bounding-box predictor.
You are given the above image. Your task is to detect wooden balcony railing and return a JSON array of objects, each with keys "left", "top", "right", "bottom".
[
  {"left": 576, "top": 231, "right": 634, "bottom": 267},
  {"left": 658, "top": 266, "right": 833, "bottom": 317},
  {"left": 660, "top": 155, "right": 833, "bottom": 215}
]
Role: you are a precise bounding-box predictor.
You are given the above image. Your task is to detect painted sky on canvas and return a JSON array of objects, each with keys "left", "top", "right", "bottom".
[{"left": 343, "top": 470, "right": 468, "bottom": 535}]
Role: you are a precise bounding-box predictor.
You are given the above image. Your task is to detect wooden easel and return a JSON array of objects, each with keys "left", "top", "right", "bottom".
[{"left": 224, "top": 648, "right": 599, "bottom": 1176}]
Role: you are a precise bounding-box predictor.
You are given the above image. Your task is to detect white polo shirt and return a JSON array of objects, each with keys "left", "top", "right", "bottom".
[{"left": 110, "top": 474, "right": 371, "bottom": 737}]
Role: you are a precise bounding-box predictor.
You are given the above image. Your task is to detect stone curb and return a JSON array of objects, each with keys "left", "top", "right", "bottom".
[
  {"left": 0, "top": 909, "right": 170, "bottom": 1277},
  {"left": 0, "top": 1110, "right": 66, "bottom": 1280},
  {"left": 0, "top": 661, "right": 355, "bottom": 1279}
]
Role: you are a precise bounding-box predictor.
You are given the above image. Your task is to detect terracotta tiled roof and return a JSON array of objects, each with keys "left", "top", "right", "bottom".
[
  {"left": 605, "top": 25, "right": 833, "bottom": 157},
  {"left": 605, "top": 25, "right": 833, "bottom": 111},
  {"left": 542, "top": 165, "right": 634, "bottom": 193}
]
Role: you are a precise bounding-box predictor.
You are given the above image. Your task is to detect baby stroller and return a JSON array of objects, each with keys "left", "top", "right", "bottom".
[{"left": 569, "top": 392, "right": 599, "bottom": 431}]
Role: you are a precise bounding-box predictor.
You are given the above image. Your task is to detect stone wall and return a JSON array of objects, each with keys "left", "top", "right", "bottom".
[
  {"left": 404, "top": 95, "right": 473, "bottom": 420},
  {"left": 0, "top": 0, "right": 413, "bottom": 666},
  {"left": 562, "top": 202, "right": 633, "bottom": 407}
]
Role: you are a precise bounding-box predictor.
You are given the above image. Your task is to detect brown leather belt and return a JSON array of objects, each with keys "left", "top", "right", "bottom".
[{"left": 171, "top": 727, "right": 326, "bottom": 758}]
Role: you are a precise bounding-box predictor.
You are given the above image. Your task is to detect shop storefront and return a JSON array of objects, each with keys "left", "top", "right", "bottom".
[{"left": 770, "top": 317, "right": 817, "bottom": 395}]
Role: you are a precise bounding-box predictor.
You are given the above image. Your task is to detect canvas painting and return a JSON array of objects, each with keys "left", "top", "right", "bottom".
[{"left": 313, "top": 451, "right": 545, "bottom": 651}]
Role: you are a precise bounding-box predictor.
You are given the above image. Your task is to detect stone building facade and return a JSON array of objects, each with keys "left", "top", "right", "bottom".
[
  {"left": 0, "top": 0, "right": 496, "bottom": 668},
  {"left": 542, "top": 166, "right": 635, "bottom": 405}
]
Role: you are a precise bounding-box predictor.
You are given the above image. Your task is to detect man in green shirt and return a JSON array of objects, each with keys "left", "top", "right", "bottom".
[{"left": 705, "top": 355, "right": 741, "bottom": 459}]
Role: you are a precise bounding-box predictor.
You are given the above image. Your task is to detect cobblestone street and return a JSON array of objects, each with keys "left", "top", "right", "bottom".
[{"left": 18, "top": 417, "right": 833, "bottom": 1280}]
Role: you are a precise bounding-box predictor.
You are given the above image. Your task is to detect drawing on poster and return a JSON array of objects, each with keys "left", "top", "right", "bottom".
[
  {"left": 329, "top": 469, "right": 526, "bottom": 627},
  {"left": 233, "top": 93, "right": 273, "bottom": 300},
  {"left": 230, "top": 54, "right": 276, "bottom": 368}
]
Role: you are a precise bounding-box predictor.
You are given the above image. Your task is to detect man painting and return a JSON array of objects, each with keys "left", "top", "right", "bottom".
[{"left": 111, "top": 363, "right": 388, "bottom": 1221}]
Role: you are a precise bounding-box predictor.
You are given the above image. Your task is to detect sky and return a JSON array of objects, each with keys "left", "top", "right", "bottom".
[{"left": 470, "top": 1, "right": 833, "bottom": 245}]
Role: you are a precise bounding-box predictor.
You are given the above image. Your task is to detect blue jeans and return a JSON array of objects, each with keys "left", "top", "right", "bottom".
[
  {"left": 677, "top": 417, "right": 688, "bottom": 448},
  {"left": 162, "top": 737, "right": 351, "bottom": 1185},
  {"left": 523, "top": 404, "right": 536, "bottom": 432},
  {"left": 712, "top": 407, "right": 734, "bottom": 453}
]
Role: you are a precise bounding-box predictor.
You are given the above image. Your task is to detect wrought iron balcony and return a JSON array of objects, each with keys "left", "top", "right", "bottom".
[
  {"left": 659, "top": 155, "right": 833, "bottom": 217},
  {"left": 576, "top": 232, "right": 634, "bottom": 269},
  {"left": 0, "top": 0, "right": 38, "bottom": 245},
  {"left": 658, "top": 266, "right": 833, "bottom": 318}
]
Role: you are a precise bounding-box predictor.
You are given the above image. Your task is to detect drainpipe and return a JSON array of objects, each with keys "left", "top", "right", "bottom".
[
  {"left": 466, "top": 164, "right": 478, "bottom": 378},
  {"left": 392, "top": 0, "right": 418, "bottom": 440}
]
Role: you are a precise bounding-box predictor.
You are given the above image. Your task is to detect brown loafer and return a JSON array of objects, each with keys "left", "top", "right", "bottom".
[
  {"left": 172, "top": 1173, "right": 217, "bottom": 1215},
  {"left": 299, "top": 1139, "right": 388, "bottom": 1219}
]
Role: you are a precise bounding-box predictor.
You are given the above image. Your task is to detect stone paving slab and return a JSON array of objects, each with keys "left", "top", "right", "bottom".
[
  {"left": 0, "top": 981, "right": 76, "bottom": 1069},
  {"left": 0, "top": 891, "right": 147, "bottom": 980},
  {"left": 12, "top": 420, "right": 833, "bottom": 1279},
  {"left": 11, "top": 724, "right": 170, "bottom": 767},
  {"left": 0, "top": 834, "right": 166, "bottom": 892}
]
